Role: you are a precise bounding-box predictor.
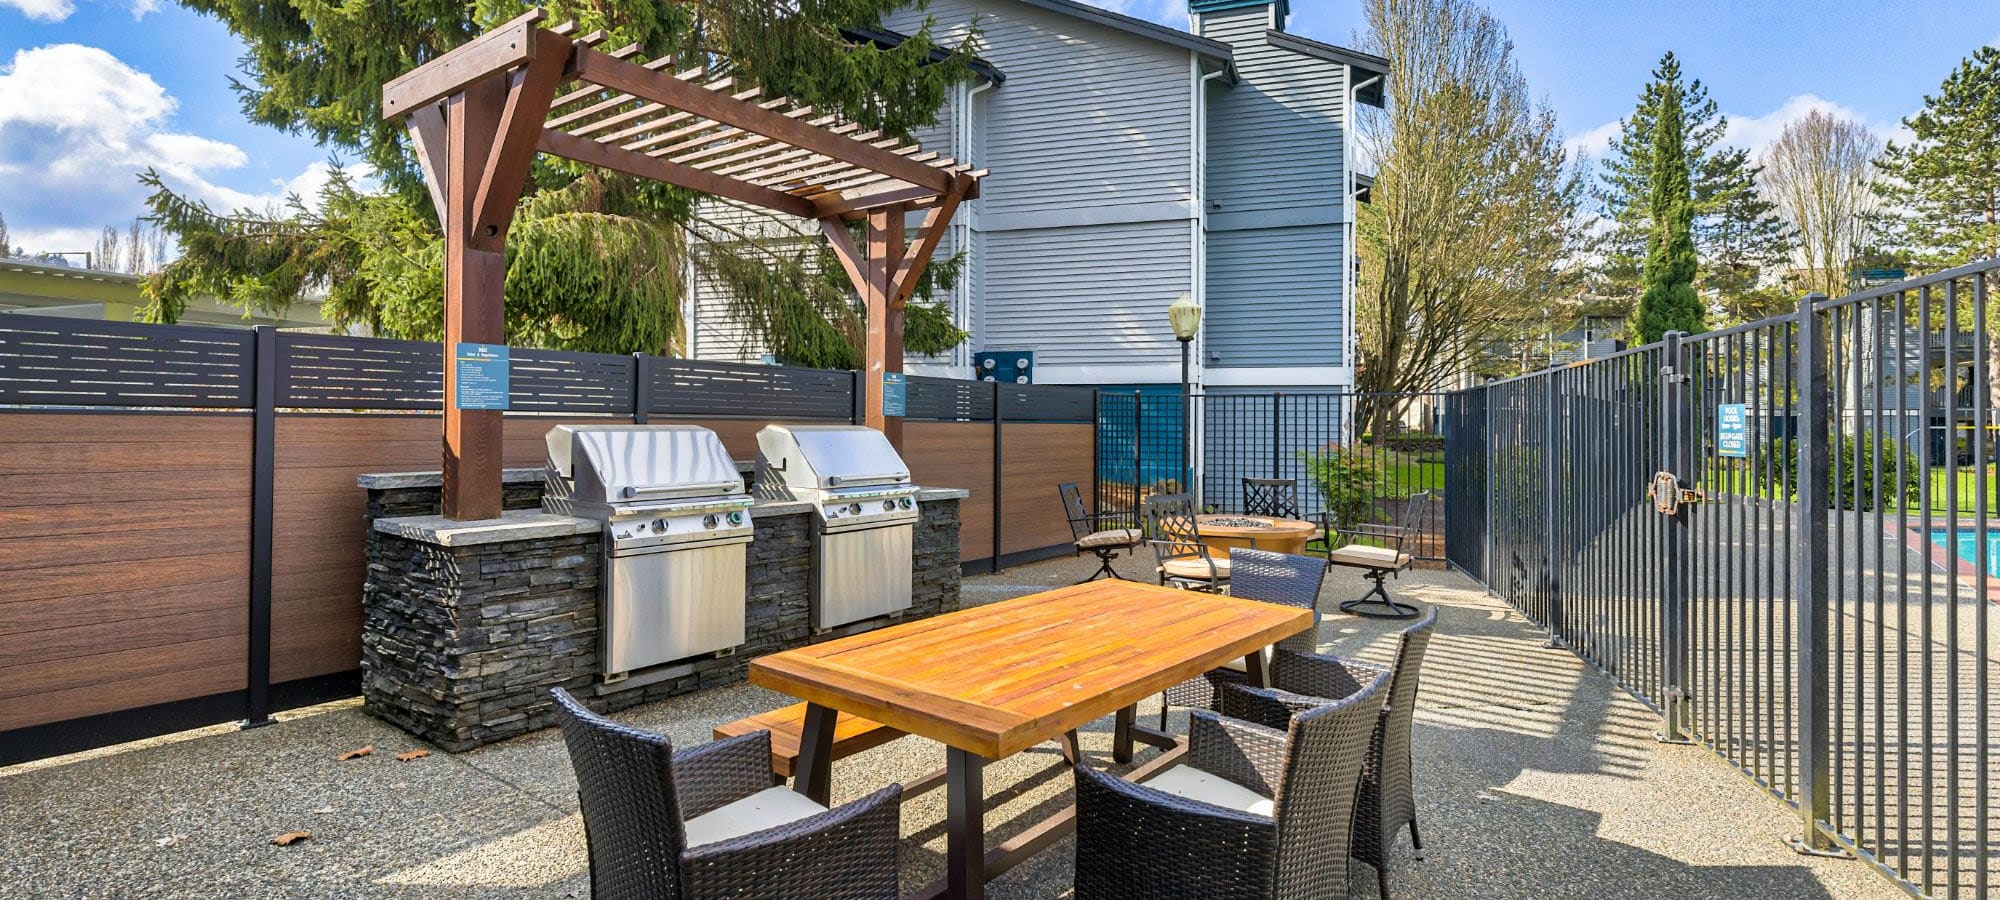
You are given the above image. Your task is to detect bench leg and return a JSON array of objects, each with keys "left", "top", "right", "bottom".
[
  {"left": 946, "top": 747, "right": 987, "bottom": 900},
  {"left": 793, "top": 702, "right": 836, "bottom": 807}
]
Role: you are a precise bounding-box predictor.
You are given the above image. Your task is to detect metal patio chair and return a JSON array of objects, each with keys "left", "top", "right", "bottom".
[
  {"left": 1159, "top": 549, "right": 1327, "bottom": 729},
  {"left": 549, "top": 688, "right": 902, "bottom": 900},
  {"left": 1323, "top": 490, "right": 1431, "bottom": 618},
  {"left": 1060, "top": 481, "right": 1141, "bottom": 583},
  {"left": 1220, "top": 606, "right": 1438, "bottom": 900},
  {"left": 1073, "top": 665, "right": 1391, "bottom": 900},
  {"left": 1241, "top": 477, "right": 1301, "bottom": 519},
  {"left": 1146, "top": 493, "right": 1229, "bottom": 592}
]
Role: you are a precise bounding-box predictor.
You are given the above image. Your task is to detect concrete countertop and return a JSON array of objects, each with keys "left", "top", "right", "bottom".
[
  {"left": 373, "top": 510, "right": 599, "bottom": 547},
  {"left": 358, "top": 468, "right": 545, "bottom": 490}
]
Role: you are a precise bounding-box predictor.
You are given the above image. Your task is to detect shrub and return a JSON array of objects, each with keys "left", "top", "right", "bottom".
[
  {"left": 1754, "top": 433, "right": 1923, "bottom": 510},
  {"left": 1305, "top": 445, "right": 1382, "bottom": 528}
]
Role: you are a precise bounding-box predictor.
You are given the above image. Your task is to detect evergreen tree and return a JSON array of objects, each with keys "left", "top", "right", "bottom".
[
  {"left": 1875, "top": 46, "right": 2000, "bottom": 267},
  {"left": 0, "top": 211, "right": 10, "bottom": 260},
  {"left": 1597, "top": 52, "right": 1789, "bottom": 324},
  {"left": 143, "top": 0, "right": 977, "bottom": 362},
  {"left": 1632, "top": 74, "right": 1703, "bottom": 342}
]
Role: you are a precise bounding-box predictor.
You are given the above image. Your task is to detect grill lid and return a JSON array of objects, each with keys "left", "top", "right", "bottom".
[
  {"left": 547, "top": 425, "right": 744, "bottom": 504},
  {"left": 756, "top": 425, "right": 911, "bottom": 490}
]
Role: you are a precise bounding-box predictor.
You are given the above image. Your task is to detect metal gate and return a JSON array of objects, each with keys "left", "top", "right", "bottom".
[{"left": 1450, "top": 259, "right": 1998, "bottom": 898}]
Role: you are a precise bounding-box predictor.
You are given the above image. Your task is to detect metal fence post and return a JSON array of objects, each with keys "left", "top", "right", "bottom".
[
  {"left": 1789, "top": 293, "right": 1842, "bottom": 856},
  {"left": 851, "top": 369, "right": 867, "bottom": 425},
  {"left": 1543, "top": 373, "right": 1563, "bottom": 645},
  {"left": 1659, "top": 331, "right": 1693, "bottom": 743},
  {"left": 244, "top": 325, "right": 276, "bottom": 729},
  {"left": 1483, "top": 385, "right": 1495, "bottom": 591}
]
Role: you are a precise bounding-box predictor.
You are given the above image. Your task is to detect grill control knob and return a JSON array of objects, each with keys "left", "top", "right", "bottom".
[
  {"left": 702, "top": 514, "right": 719, "bottom": 529},
  {"left": 883, "top": 500, "right": 896, "bottom": 512},
  {"left": 847, "top": 503, "right": 863, "bottom": 516},
  {"left": 728, "top": 511, "right": 744, "bottom": 525},
  {"left": 651, "top": 519, "right": 667, "bottom": 534},
  {"left": 900, "top": 497, "right": 914, "bottom": 509}
]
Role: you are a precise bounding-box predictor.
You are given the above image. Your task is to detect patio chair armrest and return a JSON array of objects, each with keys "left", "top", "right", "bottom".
[
  {"left": 1215, "top": 682, "right": 1325, "bottom": 732},
  {"left": 672, "top": 730, "right": 776, "bottom": 819},
  {"left": 1269, "top": 652, "right": 1392, "bottom": 705},
  {"left": 682, "top": 783, "right": 902, "bottom": 899},
  {"left": 1187, "top": 710, "right": 1289, "bottom": 796},
  {"left": 1337, "top": 523, "right": 1408, "bottom": 543},
  {"left": 1073, "top": 762, "right": 1276, "bottom": 896}
]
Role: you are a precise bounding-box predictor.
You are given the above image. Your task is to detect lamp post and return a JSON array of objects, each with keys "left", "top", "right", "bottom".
[{"left": 1169, "top": 294, "right": 1202, "bottom": 502}]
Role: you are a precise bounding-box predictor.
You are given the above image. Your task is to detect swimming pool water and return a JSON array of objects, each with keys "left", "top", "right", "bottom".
[{"left": 1930, "top": 529, "right": 2000, "bottom": 577}]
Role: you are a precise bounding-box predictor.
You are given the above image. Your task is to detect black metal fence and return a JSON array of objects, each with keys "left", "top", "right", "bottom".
[
  {"left": 1448, "top": 258, "right": 1999, "bottom": 898},
  {"left": 1095, "top": 390, "right": 1446, "bottom": 556}
]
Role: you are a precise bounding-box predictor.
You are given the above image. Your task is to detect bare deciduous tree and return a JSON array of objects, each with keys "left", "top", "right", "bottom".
[
  {"left": 1759, "top": 110, "right": 1881, "bottom": 298},
  {"left": 1354, "top": 0, "right": 1586, "bottom": 434}
]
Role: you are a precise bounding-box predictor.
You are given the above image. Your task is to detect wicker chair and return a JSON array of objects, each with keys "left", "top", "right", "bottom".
[
  {"left": 1241, "top": 477, "right": 1301, "bottom": 519},
  {"left": 1159, "top": 549, "right": 1327, "bottom": 729},
  {"left": 1146, "top": 493, "right": 1229, "bottom": 592},
  {"left": 1073, "top": 666, "right": 1391, "bottom": 900},
  {"left": 1219, "top": 606, "right": 1439, "bottom": 899},
  {"left": 549, "top": 688, "right": 903, "bottom": 900},
  {"left": 1060, "top": 481, "right": 1140, "bottom": 583}
]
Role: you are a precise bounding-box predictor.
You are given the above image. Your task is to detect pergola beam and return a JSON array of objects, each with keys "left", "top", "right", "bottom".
[
  {"left": 539, "top": 129, "right": 818, "bottom": 218},
  {"left": 382, "top": 10, "right": 547, "bottom": 117}
]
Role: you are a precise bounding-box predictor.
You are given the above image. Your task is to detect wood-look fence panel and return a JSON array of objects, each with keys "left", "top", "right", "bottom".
[
  {"left": 904, "top": 421, "right": 995, "bottom": 562},
  {"left": 0, "top": 411, "right": 250, "bottom": 732},
  {"left": 999, "top": 422, "right": 1094, "bottom": 557}
]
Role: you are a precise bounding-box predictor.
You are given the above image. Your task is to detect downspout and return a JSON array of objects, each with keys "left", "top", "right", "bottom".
[
  {"left": 1193, "top": 60, "right": 1227, "bottom": 504},
  {"left": 957, "top": 78, "right": 993, "bottom": 373}
]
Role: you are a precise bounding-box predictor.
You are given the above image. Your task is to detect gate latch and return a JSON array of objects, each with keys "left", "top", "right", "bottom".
[{"left": 1649, "top": 471, "right": 1704, "bottom": 515}]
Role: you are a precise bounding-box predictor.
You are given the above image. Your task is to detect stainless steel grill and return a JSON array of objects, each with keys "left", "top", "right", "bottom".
[
  {"left": 544, "top": 424, "right": 753, "bottom": 678},
  {"left": 756, "top": 425, "right": 919, "bottom": 630}
]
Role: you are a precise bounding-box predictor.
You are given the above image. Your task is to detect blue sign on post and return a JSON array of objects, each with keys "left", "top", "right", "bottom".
[
  {"left": 1717, "top": 403, "right": 1747, "bottom": 458},
  {"left": 454, "top": 342, "right": 510, "bottom": 411},
  {"left": 881, "top": 372, "right": 907, "bottom": 418}
]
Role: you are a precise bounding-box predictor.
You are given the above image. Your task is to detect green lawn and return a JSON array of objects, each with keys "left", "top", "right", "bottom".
[{"left": 1704, "top": 461, "right": 2000, "bottom": 517}]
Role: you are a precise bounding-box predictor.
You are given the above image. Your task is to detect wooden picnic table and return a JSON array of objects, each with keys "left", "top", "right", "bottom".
[{"left": 749, "top": 580, "right": 1314, "bottom": 900}]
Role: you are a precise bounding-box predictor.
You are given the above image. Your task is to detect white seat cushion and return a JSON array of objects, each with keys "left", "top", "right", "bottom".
[
  {"left": 1144, "top": 765, "right": 1274, "bottom": 818},
  {"left": 1328, "top": 544, "right": 1411, "bottom": 570},
  {"left": 1160, "top": 557, "right": 1232, "bottom": 580},
  {"left": 1077, "top": 528, "right": 1141, "bottom": 549},
  {"left": 683, "top": 786, "right": 828, "bottom": 847}
]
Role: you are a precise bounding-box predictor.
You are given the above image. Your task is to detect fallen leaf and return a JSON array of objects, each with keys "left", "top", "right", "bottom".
[
  {"left": 154, "top": 835, "right": 182, "bottom": 848},
  {"left": 311, "top": 805, "right": 335, "bottom": 815},
  {"left": 395, "top": 749, "right": 430, "bottom": 762},
  {"left": 336, "top": 745, "right": 374, "bottom": 761},
  {"left": 271, "top": 831, "right": 311, "bottom": 846}
]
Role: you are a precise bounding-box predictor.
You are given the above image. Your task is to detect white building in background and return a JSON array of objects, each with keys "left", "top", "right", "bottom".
[{"left": 686, "top": 0, "right": 1384, "bottom": 399}]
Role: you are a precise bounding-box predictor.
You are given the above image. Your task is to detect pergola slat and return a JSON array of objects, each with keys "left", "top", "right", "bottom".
[{"left": 381, "top": 18, "right": 980, "bottom": 518}]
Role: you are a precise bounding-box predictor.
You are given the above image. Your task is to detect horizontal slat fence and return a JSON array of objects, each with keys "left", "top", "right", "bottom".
[{"left": 0, "top": 315, "right": 1095, "bottom": 764}]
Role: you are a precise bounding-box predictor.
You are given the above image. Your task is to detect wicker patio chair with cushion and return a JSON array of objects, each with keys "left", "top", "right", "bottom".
[
  {"left": 1159, "top": 549, "right": 1327, "bottom": 729},
  {"left": 1146, "top": 493, "right": 1229, "bottom": 592},
  {"left": 549, "top": 688, "right": 903, "bottom": 900},
  {"left": 1073, "top": 666, "right": 1391, "bottom": 900},
  {"left": 1324, "top": 490, "right": 1432, "bottom": 619},
  {"left": 1241, "top": 477, "right": 1301, "bottom": 519},
  {"left": 1219, "top": 606, "right": 1439, "bottom": 899},
  {"left": 1060, "top": 481, "right": 1140, "bottom": 583}
]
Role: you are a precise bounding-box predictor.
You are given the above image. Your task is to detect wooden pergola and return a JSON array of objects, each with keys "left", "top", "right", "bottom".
[{"left": 380, "top": 9, "right": 983, "bottom": 520}]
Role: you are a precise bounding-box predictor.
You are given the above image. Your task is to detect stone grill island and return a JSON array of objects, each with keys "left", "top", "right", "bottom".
[{"left": 358, "top": 454, "right": 964, "bottom": 752}]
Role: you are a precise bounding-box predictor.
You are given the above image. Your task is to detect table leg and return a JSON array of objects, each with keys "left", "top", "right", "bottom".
[
  {"left": 793, "top": 702, "right": 836, "bottom": 807},
  {"left": 1112, "top": 705, "right": 1135, "bottom": 764},
  {"left": 945, "top": 746, "right": 987, "bottom": 900},
  {"left": 1245, "top": 648, "right": 1271, "bottom": 688},
  {"left": 1058, "top": 730, "right": 1081, "bottom": 765}
]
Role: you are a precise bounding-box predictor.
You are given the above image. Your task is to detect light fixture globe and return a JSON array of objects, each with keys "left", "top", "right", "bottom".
[{"left": 1168, "top": 294, "right": 1202, "bottom": 341}]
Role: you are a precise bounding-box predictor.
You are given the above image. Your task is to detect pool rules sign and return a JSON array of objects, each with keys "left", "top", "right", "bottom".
[
  {"left": 1717, "top": 403, "right": 1748, "bottom": 458},
  {"left": 454, "top": 343, "right": 510, "bottom": 410}
]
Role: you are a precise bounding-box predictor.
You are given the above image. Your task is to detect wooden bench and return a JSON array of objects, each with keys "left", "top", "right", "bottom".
[{"left": 714, "top": 703, "right": 907, "bottom": 779}]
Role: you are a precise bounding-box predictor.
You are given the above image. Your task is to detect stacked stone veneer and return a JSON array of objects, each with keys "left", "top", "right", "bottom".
[{"left": 361, "top": 487, "right": 963, "bottom": 751}]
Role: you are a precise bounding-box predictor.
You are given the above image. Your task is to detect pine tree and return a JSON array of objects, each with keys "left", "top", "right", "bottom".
[
  {"left": 1598, "top": 52, "right": 1789, "bottom": 324},
  {"left": 1875, "top": 46, "right": 2000, "bottom": 267},
  {"left": 0, "top": 211, "right": 9, "bottom": 260},
  {"left": 1632, "top": 74, "right": 1703, "bottom": 342},
  {"left": 143, "top": 0, "right": 979, "bottom": 362}
]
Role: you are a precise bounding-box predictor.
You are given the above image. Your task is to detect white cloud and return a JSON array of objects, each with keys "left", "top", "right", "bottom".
[
  {"left": 0, "top": 0, "right": 74, "bottom": 23},
  {"left": 128, "top": 0, "right": 157, "bottom": 18},
  {"left": 0, "top": 44, "right": 363, "bottom": 258},
  {"left": 1566, "top": 119, "right": 1621, "bottom": 161}
]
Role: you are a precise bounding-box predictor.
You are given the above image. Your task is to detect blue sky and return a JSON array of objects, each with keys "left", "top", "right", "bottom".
[{"left": 2, "top": 0, "right": 1998, "bottom": 256}]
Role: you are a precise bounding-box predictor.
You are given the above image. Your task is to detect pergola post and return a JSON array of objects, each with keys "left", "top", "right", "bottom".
[
  {"left": 866, "top": 206, "right": 907, "bottom": 447},
  {"left": 441, "top": 76, "right": 509, "bottom": 521}
]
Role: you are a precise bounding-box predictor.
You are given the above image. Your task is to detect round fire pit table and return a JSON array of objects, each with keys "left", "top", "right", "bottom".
[{"left": 1195, "top": 514, "right": 1320, "bottom": 556}]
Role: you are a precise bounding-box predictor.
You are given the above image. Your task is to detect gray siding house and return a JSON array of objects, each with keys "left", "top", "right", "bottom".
[{"left": 684, "top": 0, "right": 1385, "bottom": 396}]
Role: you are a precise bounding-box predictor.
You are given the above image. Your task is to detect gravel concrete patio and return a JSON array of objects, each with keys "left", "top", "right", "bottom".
[{"left": 1, "top": 553, "right": 1906, "bottom": 899}]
